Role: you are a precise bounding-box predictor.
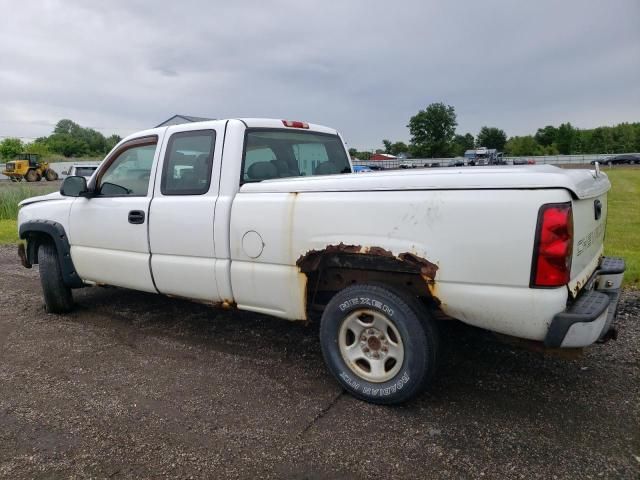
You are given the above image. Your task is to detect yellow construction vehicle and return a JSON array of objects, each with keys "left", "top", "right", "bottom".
[{"left": 2, "top": 153, "right": 59, "bottom": 182}]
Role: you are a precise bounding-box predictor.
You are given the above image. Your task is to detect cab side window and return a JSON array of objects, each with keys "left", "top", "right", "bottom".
[
  {"left": 161, "top": 130, "right": 216, "bottom": 195},
  {"left": 98, "top": 142, "right": 157, "bottom": 196}
]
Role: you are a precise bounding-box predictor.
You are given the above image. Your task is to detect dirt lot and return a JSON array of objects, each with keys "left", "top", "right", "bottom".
[{"left": 0, "top": 246, "right": 638, "bottom": 479}]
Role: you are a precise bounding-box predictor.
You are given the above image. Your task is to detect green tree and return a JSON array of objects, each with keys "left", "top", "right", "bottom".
[
  {"left": 348, "top": 147, "right": 358, "bottom": 157},
  {"left": 0, "top": 137, "right": 24, "bottom": 159},
  {"left": 408, "top": 103, "right": 457, "bottom": 158},
  {"left": 391, "top": 141, "right": 409, "bottom": 156},
  {"left": 47, "top": 133, "right": 88, "bottom": 157},
  {"left": 48, "top": 119, "right": 88, "bottom": 157},
  {"left": 24, "top": 139, "right": 51, "bottom": 157},
  {"left": 611, "top": 123, "right": 635, "bottom": 153},
  {"left": 382, "top": 140, "right": 409, "bottom": 156},
  {"left": 47, "top": 118, "right": 114, "bottom": 157},
  {"left": 504, "top": 136, "right": 542, "bottom": 156},
  {"left": 634, "top": 123, "right": 640, "bottom": 152},
  {"left": 107, "top": 134, "right": 123, "bottom": 152},
  {"left": 555, "top": 122, "right": 576, "bottom": 154},
  {"left": 80, "top": 127, "right": 107, "bottom": 154},
  {"left": 451, "top": 133, "right": 474, "bottom": 156},
  {"left": 53, "top": 119, "right": 82, "bottom": 136},
  {"left": 476, "top": 127, "right": 507, "bottom": 151},
  {"left": 534, "top": 125, "right": 558, "bottom": 147}
]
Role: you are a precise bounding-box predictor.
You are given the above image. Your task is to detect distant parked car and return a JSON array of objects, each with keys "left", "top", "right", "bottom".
[
  {"left": 399, "top": 162, "right": 416, "bottom": 169},
  {"left": 513, "top": 159, "right": 528, "bottom": 165},
  {"left": 353, "top": 165, "right": 373, "bottom": 173},
  {"left": 367, "top": 165, "right": 385, "bottom": 171},
  {"left": 593, "top": 154, "right": 640, "bottom": 166},
  {"left": 63, "top": 164, "right": 100, "bottom": 178}
]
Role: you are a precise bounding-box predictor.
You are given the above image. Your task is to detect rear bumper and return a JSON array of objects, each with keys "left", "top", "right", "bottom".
[{"left": 545, "top": 257, "right": 625, "bottom": 348}]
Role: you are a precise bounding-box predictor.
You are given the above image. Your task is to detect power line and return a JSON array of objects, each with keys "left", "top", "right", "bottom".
[
  {"left": 0, "top": 119, "right": 144, "bottom": 131},
  {"left": 0, "top": 135, "right": 40, "bottom": 140}
]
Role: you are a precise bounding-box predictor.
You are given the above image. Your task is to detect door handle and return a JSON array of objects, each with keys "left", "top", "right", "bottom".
[{"left": 128, "top": 210, "right": 145, "bottom": 224}]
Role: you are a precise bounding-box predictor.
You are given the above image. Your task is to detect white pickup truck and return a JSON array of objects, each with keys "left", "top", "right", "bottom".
[{"left": 17, "top": 118, "right": 625, "bottom": 404}]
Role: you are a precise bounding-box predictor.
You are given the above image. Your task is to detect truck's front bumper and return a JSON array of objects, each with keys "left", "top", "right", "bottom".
[{"left": 545, "top": 257, "right": 626, "bottom": 348}]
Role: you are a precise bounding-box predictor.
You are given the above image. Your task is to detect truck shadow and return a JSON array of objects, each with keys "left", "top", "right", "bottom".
[{"left": 68, "top": 285, "right": 611, "bottom": 407}]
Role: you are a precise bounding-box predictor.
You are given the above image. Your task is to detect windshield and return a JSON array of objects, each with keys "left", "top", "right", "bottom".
[{"left": 242, "top": 129, "right": 350, "bottom": 183}]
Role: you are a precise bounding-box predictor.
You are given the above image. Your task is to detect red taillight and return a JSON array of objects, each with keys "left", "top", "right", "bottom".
[
  {"left": 531, "top": 203, "right": 573, "bottom": 287},
  {"left": 282, "top": 120, "right": 309, "bottom": 129}
]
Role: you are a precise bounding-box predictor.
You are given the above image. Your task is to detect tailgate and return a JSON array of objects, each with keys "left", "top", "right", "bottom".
[{"left": 569, "top": 190, "right": 608, "bottom": 297}]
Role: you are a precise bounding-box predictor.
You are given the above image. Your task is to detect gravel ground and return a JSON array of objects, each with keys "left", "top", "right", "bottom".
[{"left": 0, "top": 245, "right": 638, "bottom": 479}]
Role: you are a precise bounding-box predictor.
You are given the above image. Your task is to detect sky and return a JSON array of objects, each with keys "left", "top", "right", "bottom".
[{"left": 0, "top": 0, "right": 639, "bottom": 150}]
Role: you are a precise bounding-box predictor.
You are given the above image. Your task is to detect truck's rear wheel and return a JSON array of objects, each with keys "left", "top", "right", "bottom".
[
  {"left": 45, "top": 169, "right": 58, "bottom": 181},
  {"left": 320, "top": 284, "right": 439, "bottom": 405},
  {"left": 38, "top": 242, "right": 73, "bottom": 313},
  {"left": 25, "top": 169, "right": 38, "bottom": 182}
]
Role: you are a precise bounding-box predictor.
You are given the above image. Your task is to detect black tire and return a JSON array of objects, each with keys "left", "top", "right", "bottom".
[
  {"left": 45, "top": 169, "right": 58, "bottom": 181},
  {"left": 320, "top": 283, "right": 439, "bottom": 405},
  {"left": 25, "top": 169, "right": 38, "bottom": 182},
  {"left": 38, "top": 242, "right": 73, "bottom": 313}
]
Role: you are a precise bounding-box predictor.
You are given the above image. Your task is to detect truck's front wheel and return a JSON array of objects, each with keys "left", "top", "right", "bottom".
[
  {"left": 320, "top": 284, "right": 439, "bottom": 405},
  {"left": 38, "top": 242, "right": 73, "bottom": 313}
]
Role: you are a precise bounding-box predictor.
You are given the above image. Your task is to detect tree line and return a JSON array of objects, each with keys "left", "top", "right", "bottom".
[
  {"left": 0, "top": 119, "right": 122, "bottom": 160},
  {"left": 350, "top": 103, "right": 640, "bottom": 159},
  {"left": 2, "top": 112, "right": 638, "bottom": 162}
]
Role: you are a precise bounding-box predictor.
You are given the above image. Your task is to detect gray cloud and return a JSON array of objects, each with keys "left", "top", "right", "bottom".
[{"left": 0, "top": 0, "right": 638, "bottom": 149}]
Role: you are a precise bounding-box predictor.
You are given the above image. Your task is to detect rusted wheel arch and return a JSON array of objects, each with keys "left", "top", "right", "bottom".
[{"left": 297, "top": 244, "right": 440, "bottom": 311}]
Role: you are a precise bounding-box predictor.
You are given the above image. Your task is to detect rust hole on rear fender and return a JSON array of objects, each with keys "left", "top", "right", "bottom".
[{"left": 296, "top": 243, "right": 441, "bottom": 308}]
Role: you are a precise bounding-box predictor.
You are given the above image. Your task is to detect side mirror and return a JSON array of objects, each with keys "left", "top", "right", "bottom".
[{"left": 60, "top": 175, "right": 89, "bottom": 197}]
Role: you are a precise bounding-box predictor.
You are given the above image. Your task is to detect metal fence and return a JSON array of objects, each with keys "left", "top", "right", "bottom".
[
  {"left": 2, "top": 153, "right": 637, "bottom": 181},
  {"left": 354, "top": 153, "right": 639, "bottom": 170}
]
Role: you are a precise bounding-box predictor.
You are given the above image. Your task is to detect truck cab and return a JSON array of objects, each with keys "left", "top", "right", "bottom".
[{"left": 464, "top": 147, "right": 504, "bottom": 166}]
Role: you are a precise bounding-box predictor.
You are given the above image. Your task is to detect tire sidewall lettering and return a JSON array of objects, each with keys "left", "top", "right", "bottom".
[
  {"left": 338, "top": 296, "right": 394, "bottom": 317},
  {"left": 338, "top": 370, "right": 411, "bottom": 397}
]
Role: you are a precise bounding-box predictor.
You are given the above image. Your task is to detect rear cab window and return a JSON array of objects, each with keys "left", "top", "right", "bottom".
[{"left": 242, "top": 129, "right": 350, "bottom": 183}]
